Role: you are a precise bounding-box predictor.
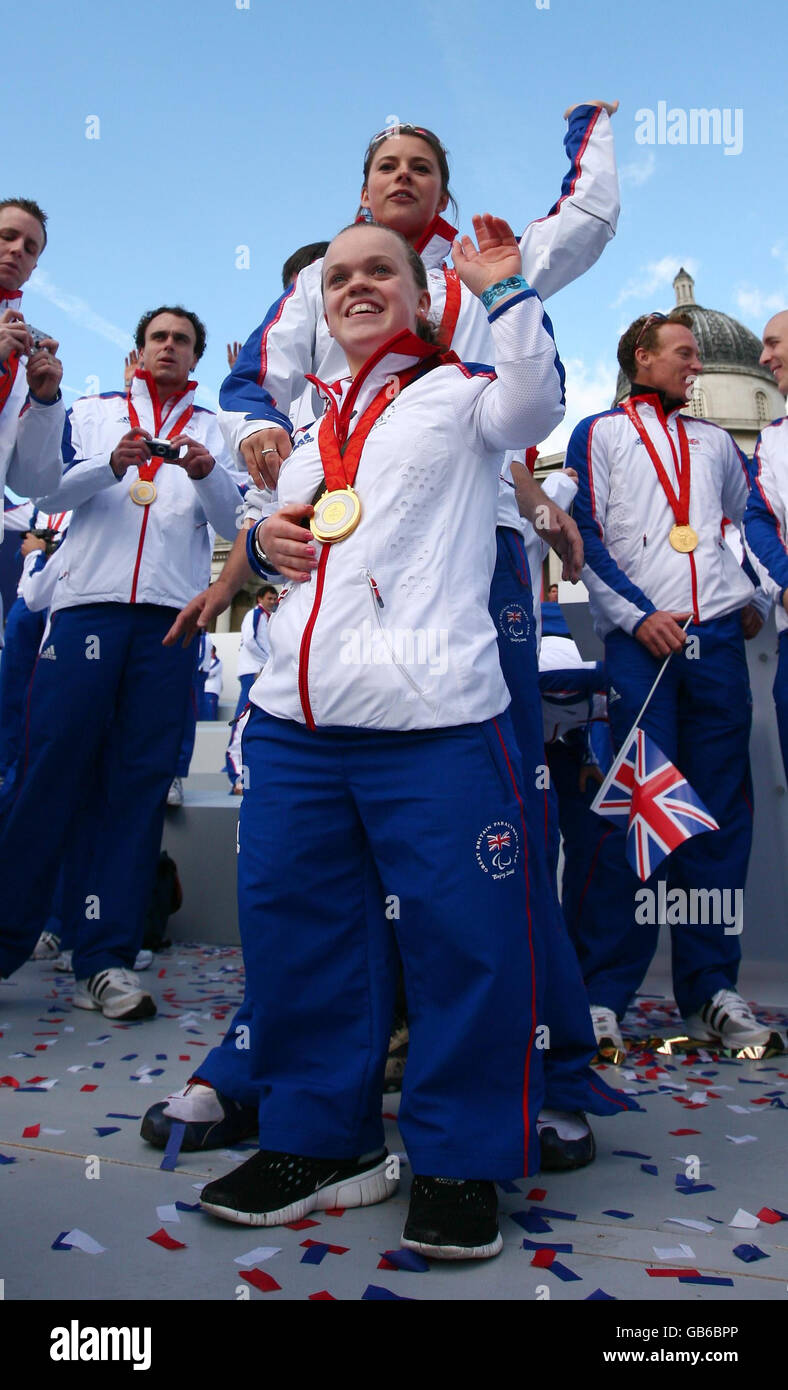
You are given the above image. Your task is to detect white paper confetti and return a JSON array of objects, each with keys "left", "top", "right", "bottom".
[
  {"left": 233, "top": 1246, "right": 281, "bottom": 1265},
  {"left": 156, "top": 1205, "right": 181, "bottom": 1223},
  {"left": 729, "top": 1208, "right": 759, "bottom": 1229},
  {"left": 725, "top": 1135, "right": 758, "bottom": 1144},
  {"left": 63, "top": 1228, "right": 106, "bottom": 1254},
  {"left": 653, "top": 1244, "right": 696, "bottom": 1260},
  {"left": 665, "top": 1218, "right": 714, "bottom": 1233}
]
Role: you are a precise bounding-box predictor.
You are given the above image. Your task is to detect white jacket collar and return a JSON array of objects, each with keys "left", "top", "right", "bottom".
[{"left": 130, "top": 369, "right": 198, "bottom": 434}]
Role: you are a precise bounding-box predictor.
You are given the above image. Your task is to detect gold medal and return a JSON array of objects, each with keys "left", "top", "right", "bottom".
[
  {"left": 129, "top": 478, "right": 157, "bottom": 506},
  {"left": 310, "top": 487, "right": 361, "bottom": 543},
  {"left": 669, "top": 524, "right": 699, "bottom": 553}
]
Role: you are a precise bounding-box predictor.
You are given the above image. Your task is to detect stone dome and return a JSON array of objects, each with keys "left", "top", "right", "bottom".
[{"left": 614, "top": 268, "right": 774, "bottom": 404}]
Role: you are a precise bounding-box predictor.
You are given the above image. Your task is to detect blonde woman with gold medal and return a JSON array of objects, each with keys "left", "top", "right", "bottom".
[{"left": 191, "top": 215, "right": 567, "bottom": 1259}]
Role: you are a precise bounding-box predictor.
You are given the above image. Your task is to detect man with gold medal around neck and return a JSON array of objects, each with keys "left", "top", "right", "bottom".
[
  {"left": 567, "top": 308, "right": 774, "bottom": 1053},
  {"left": 0, "top": 307, "right": 242, "bottom": 1023}
]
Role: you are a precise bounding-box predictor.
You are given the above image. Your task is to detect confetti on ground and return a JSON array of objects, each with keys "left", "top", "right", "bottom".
[
  {"left": 239, "top": 1268, "right": 281, "bottom": 1292},
  {"left": 729, "top": 1208, "right": 759, "bottom": 1229},
  {"left": 94, "top": 1127, "right": 120, "bottom": 1138},
  {"left": 653, "top": 1244, "right": 695, "bottom": 1260},
  {"left": 732, "top": 1244, "right": 768, "bottom": 1262},
  {"left": 614, "top": 1150, "right": 652, "bottom": 1159},
  {"left": 523, "top": 1240, "right": 573, "bottom": 1253},
  {"left": 159, "top": 1121, "right": 186, "bottom": 1172},
  {"left": 62, "top": 1229, "right": 106, "bottom": 1255},
  {"left": 22, "top": 1124, "right": 40, "bottom": 1138},
  {"left": 362, "top": 1285, "right": 416, "bottom": 1301},
  {"left": 538, "top": 1207, "right": 577, "bottom": 1221},
  {"left": 0, "top": 1154, "right": 17, "bottom": 1165},
  {"left": 283, "top": 1218, "right": 320, "bottom": 1231},
  {"left": 299, "top": 1240, "right": 349, "bottom": 1265},
  {"left": 378, "top": 1249, "right": 430, "bottom": 1273},
  {"left": 147, "top": 1228, "right": 187, "bottom": 1251},
  {"left": 603, "top": 1210, "right": 634, "bottom": 1220},
  {"left": 665, "top": 1218, "right": 714, "bottom": 1233},
  {"left": 547, "top": 1259, "right": 582, "bottom": 1282},
  {"left": 586, "top": 1289, "right": 617, "bottom": 1300},
  {"left": 156, "top": 1205, "right": 181, "bottom": 1224},
  {"left": 308, "top": 1291, "right": 336, "bottom": 1300},
  {"left": 678, "top": 1275, "right": 734, "bottom": 1287},
  {"left": 233, "top": 1247, "right": 281, "bottom": 1265},
  {"left": 646, "top": 1267, "right": 701, "bottom": 1278},
  {"left": 510, "top": 1210, "right": 553, "bottom": 1234},
  {"left": 641, "top": 1163, "right": 659, "bottom": 1176}
]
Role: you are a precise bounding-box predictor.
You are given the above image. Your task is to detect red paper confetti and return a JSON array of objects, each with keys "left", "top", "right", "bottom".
[
  {"left": 323, "top": 1208, "right": 345, "bottom": 1217},
  {"left": 530, "top": 1249, "right": 556, "bottom": 1268},
  {"left": 757, "top": 1208, "right": 782, "bottom": 1224},
  {"left": 80, "top": 1085, "right": 98, "bottom": 1092},
  {"left": 377, "top": 1257, "right": 398, "bottom": 1270},
  {"left": 26, "top": 1076, "right": 47, "bottom": 1084},
  {"left": 308, "top": 1291, "right": 336, "bottom": 1300},
  {"left": 178, "top": 1056, "right": 191, "bottom": 1062},
  {"left": 240, "top": 1268, "right": 281, "bottom": 1292},
  {"left": 527, "top": 1188, "right": 547, "bottom": 1201},
  {"left": 22, "top": 1124, "right": 40, "bottom": 1138},
  {"left": 147, "top": 1228, "right": 186, "bottom": 1251},
  {"left": 0, "top": 1076, "right": 18, "bottom": 1088},
  {"left": 646, "top": 1268, "right": 700, "bottom": 1277},
  {"left": 283, "top": 1219, "right": 320, "bottom": 1230},
  {"left": 669, "top": 1129, "right": 701, "bottom": 1135}
]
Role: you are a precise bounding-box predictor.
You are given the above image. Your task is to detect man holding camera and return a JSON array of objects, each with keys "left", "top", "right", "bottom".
[
  {"left": 0, "top": 198, "right": 65, "bottom": 626},
  {"left": 0, "top": 306, "right": 242, "bottom": 1020}
]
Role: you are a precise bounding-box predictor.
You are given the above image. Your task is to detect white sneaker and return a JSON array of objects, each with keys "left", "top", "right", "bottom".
[
  {"left": 54, "top": 950, "right": 73, "bottom": 973},
  {"left": 684, "top": 989, "right": 776, "bottom": 1050},
  {"left": 32, "top": 930, "right": 61, "bottom": 960},
  {"left": 590, "top": 1005, "right": 625, "bottom": 1052},
  {"left": 162, "top": 1080, "right": 224, "bottom": 1123},
  {"left": 73, "top": 968, "right": 156, "bottom": 1021},
  {"left": 167, "top": 777, "right": 184, "bottom": 806},
  {"left": 133, "top": 949, "right": 154, "bottom": 971}
]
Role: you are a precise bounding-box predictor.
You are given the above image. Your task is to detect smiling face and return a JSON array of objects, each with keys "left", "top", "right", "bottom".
[
  {"left": 634, "top": 323, "right": 703, "bottom": 404},
  {"left": 0, "top": 206, "right": 45, "bottom": 292},
  {"left": 139, "top": 312, "right": 198, "bottom": 393},
  {"left": 360, "top": 134, "right": 449, "bottom": 244},
  {"left": 761, "top": 311, "right": 788, "bottom": 396},
  {"left": 322, "top": 226, "right": 431, "bottom": 374}
]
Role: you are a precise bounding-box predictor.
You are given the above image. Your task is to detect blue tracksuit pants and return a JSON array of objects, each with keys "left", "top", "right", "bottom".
[
  {"left": 0, "top": 603, "right": 194, "bottom": 980},
  {"left": 568, "top": 615, "right": 753, "bottom": 1019},
  {"left": 0, "top": 596, "right": 46, "bottom": 784},
  {"left": 235, "top": 707, "right": 545, "bottom": 1178},
  {"left": 773, "top": 631, "right": 788, "bottom": 784},
  {"left": 198, "top": 529, "right": 633, "bottom": 1122}
]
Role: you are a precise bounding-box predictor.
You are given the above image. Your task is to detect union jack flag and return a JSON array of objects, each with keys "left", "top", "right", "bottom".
[
  {"left": 592, "top": 728, "right": 719, "bottom": 881},
  {"left": 487, "top": 831, "right": 511, "bottom": 853}
]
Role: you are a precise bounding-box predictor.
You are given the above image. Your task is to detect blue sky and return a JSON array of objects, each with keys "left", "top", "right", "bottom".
[{"left": 5, "top": 0, "right": 786, "bottom": 452}]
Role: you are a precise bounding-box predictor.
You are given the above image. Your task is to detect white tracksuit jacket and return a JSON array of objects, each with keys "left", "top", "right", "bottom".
[
  {"left": 252, "top": 292, "right": 564, "bottom": 732},
  {"left": 237, "top": 605, "right": 271, "bottom": 678},
  {"left": 742, "top": 416, "right": 788, "bottom": 634},
  {"left": 34, "top": 372, "right": 243, "bottom": 614},
  {"left": 220, "top": 104, "right": 618, "bottom": 533},
  {"left": 569, "top": 395, "right": 755, "bottom": 639},
  {"left": 0, "top": 288, "right": 65, "bottom": 545}
]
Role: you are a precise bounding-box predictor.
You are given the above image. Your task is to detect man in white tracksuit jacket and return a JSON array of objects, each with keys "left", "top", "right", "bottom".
[{"left": 0, "top": 306, "right": 243, "bottom": 1021}]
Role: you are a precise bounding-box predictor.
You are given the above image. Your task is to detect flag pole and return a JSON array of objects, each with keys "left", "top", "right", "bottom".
[{"left": 591, "top": 616, "right": 693, "bottom": 814}]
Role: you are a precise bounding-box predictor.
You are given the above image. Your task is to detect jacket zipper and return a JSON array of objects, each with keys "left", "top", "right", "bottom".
[
  {"left": 297, "top": 547, "right": 330, "bottom": 730},
  {"left": 364, "top": 569, "right": 435, "bottom": 708}
]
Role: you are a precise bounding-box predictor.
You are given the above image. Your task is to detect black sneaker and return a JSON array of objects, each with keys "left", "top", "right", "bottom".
[
  {"left": 200, "top": 1148, "right": 397, "bottom": 1226},
  {"left": 538, "top": 1114, "right": 596, "bottom": 1172},
  {"left": 401, "top": 1176, "right": 503, "bottom": 1260}
]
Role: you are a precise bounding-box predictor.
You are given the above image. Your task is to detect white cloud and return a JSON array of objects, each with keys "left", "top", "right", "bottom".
[
  {"left": 735, "top": 285, "right": 785, "bottom": 324},
  {"left": 771, "top": 241, "right": 788, "bottom": 275},
  {"left": 614, "top": 255, "right": 699, "bottom": 307},
  {"left": 25, "top": 268, "right": 131, "bottom": 350},
  {"left": 619, "top": 152, "right": 656, "bottom": 187},
  {"left": 538, "top": 357, "right": 620, "bottom": 455}
]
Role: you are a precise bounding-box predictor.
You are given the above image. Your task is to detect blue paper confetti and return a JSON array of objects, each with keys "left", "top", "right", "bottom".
[
  {"left": 362, "top": 1285, "right": 416, "bottom": 1301},
  {"left": 523, "top": 1240, "right": 573, "bottom": 1253},
  {"left": 106, "top": 1113, "right": 141, "bottom": 1120},
  {"left": 586, "top": 1288, "right": 617, "bottom": 1300},
  {"left": 0, "top": 1154, "right": 18, "bottom": 1165},
  {"left": 732, "top": 1244, "right": 768, "bottom": 1263},
  {"left": 301, "top": 1243, "right": 330, "bottom": 1265},
  {"left": 510, "top": 1210, "right": 553, "bottom": 1234},
  {"left": 539, "top": 1207, "right": 577, "bottom": 1221},
  {"left": 51, "top": 1231, "right": 73, "bottom": 1251},
  {"left": 603, "top": 1210, "right": 634, "bottom": 1219},
  {"left": 613, "top": 1150, "right": 652, "bottom": 1159},
  {"left": 678, "top": 1275, "right": 734, "bottom": 1287},
  {"left": 379, "top": 1249, "right": 430, "bottom": 1272},
  {"left": 496, "top": 1180, "right": 521, "bottom": 1194},
  {"left": 548, "top": 1260, "right": 582, "bottom": 1282},
  {"left": 175, "top": 1200, "right": 202, "bottom": 1213},
  {"left": 94, "top": 1127, "right": 121, "bottom": 1138},
  {"left": 641, "top": 1164, "right": 659, "bottom": 1176},
  {"left": 160, "top": 1121, "right": 186, "bottom": 1172}
]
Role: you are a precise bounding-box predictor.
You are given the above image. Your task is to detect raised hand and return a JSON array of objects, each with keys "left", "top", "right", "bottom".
[
  {"left": 240, "top": 426, "right": 292, "bottom": 490},
  {"left": 451, "top": 215, "right": 522, "bottom": 300},
  {"left": 124, "top": 350, "right": 139, "bottom": 389},
  {"left": 227, "top": 341, "right": 243, "bottom": 369}
]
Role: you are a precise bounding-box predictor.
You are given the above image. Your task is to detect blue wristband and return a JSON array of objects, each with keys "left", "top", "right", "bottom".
[{"left": 481, "top": 276, "right": 530, "bottom": 311}]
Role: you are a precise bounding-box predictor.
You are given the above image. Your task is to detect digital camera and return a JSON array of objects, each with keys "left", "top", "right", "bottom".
[{"left": 147, "top": 437, "right": 181, "bottom": 461}]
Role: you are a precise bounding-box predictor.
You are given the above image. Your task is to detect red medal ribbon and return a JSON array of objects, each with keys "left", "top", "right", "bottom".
[
  {"left": 622, "top": 398, "right": 692, "bottom": 528},
  {"left": 307, "top": 330, "right": 453, "bottom": 492},
  {"left": 0, "top": 352, "right": 20, "bottom": 414},
  {"left": 439, "top": 267, "right": 461, "bottom": 348},
  {"left": 127, "top": 370, "right": 195, "bottom": 483}
]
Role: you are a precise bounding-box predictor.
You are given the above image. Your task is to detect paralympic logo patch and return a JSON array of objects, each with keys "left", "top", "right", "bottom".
[
  {"left": 475, "top": 820, "right": 519, "bottom": 879},
  {"left": 498, "top": 602, "right": 530, "bottom": 643}
]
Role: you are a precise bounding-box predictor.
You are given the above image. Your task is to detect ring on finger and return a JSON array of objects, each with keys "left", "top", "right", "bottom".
[{"left": 261, "top": 448, "right": 278, "bottom": 457}]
